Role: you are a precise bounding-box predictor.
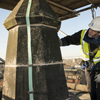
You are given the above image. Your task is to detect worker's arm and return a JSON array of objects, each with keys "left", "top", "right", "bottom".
[{"left": 61, "top": 30, "right": 82, "bottom": 46}]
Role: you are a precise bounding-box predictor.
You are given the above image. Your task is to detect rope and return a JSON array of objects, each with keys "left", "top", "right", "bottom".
[
  {"left": 59, "top": 30, "right": 67, "bottom": 36},
  {"left": 26, "top": 0, "right": 34, "bottom": 100}
]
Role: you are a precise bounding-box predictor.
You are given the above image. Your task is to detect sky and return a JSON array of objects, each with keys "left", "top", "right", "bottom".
[{"left": 0, "top": 6, "right": 100, "bottom": 60}]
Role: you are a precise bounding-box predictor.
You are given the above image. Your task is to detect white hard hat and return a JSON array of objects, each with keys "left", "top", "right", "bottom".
[{"left": 88, "top": 16, "right": 100, "bottom": 32}]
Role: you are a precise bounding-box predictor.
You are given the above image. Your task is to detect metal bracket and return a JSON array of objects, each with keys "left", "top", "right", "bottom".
[{"left": 86, "top": 0, "right": 94, "bottom": 5}]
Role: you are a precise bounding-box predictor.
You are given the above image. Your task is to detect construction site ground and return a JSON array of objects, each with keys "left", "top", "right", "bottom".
[
  {"left": 68, "top": 88, "right": 90, "bottom": 100},
  {"left": 0, "top": 86, "right": 91, "bottom": 100}
]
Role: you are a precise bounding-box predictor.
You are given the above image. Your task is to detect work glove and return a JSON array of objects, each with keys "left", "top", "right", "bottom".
[
  {"left": 90, "top": 66, "right": 96, "bottom": 71},
  {"left": 61, "top": 38, "right": 65, "bottom": 46},
  {"left": 80, "top": 61, "right": 89, "bottom": 70},
  {"left": 94, "top": 74, "right": 100, "bottom": 83}
]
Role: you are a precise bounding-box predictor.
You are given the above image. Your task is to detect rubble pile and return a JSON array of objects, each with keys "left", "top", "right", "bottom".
[
  {"left": 63, "top": 58, "right": 88, "bottom": 92},
  {"left": 63, "top": 58, "right": 82, "bottom": 68}
]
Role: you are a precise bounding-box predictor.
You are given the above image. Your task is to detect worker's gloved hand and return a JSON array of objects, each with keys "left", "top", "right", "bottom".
[
  {"left": 59, "top": 38, "right": 66, "bottom": 46},
  {"left": 94, "top": 74, "right": 100, "bottom": 83},
  {"left": 80, "top": 61, "right": 89, "bottom": 70},
  {"left": 61, "top": 38, "right": 65, "bottom": 46},
  {"left": 90, "top": 66, "right": 96, "bottom": 71}
]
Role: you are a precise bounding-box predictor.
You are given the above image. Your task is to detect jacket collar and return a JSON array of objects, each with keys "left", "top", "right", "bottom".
[{"left": 83, "top": 29, "right": 95, "bottom": 44}]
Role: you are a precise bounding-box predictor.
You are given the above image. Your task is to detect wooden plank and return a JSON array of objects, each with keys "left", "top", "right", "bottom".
[
  {"left": 0, "top": 1, "right": 16, "bottom": 10},
  {"left": 67, "top": 0, "right": 89, "bottom": 10},
  {"left": 1, "top": 0, "right": 19, "bottom": 5},
  {"left": 47, "top": 0, "right": 76, "bottom": 13},
  {"left": 68, "top": 89, "right": 81, "bottom": 95},
  {"left": 51, "top": 0, "right": 62, "bottom": 2},
  {"left": 0, "top": 0, "right": 100, "bottom": 21},
  {"left": 91, "top": 0, "right": 100, "bottom": 4},
  {"left": 50, "top": 5, "right": 68, "bottom": 15},
  {"left": 66, "top": 75, "right": 79, "bottom": 79},
  {"left": 67, "top": 83, "right": 89, "bottom": 92},
  {"left": 64, "top": 69, "right": 79, "bottom": 71},
  {"left": 58, "top": 0, "right": 81, "bottom": 7}
]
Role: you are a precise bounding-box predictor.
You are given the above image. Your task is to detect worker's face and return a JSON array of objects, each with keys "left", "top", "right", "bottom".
[{"left": 88, "top": 28, "right": 100, "bottom": 38}]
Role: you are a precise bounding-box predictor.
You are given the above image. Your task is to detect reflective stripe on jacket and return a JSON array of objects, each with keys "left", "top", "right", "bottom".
[{"left": 80, "top": 30, "right": 100, "bottom": 64}]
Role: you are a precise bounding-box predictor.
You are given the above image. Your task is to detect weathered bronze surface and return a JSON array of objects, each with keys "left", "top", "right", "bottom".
[{"left": 2, "top": 0, "right": 69, "bottom": 100}]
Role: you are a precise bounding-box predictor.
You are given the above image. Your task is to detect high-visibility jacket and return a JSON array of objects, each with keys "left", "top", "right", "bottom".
[{"left": 80, "top": 30, "right": 100, "bottom": 64}]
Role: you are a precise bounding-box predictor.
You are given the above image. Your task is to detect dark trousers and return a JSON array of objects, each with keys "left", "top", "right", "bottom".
[{"left": 85, "top": 69, "right": 100, "bottom": 100}]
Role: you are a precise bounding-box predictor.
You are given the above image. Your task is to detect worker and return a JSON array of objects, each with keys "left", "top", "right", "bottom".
[{"left": 60, "top": 16, "right": 100, "bottom": 100}]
